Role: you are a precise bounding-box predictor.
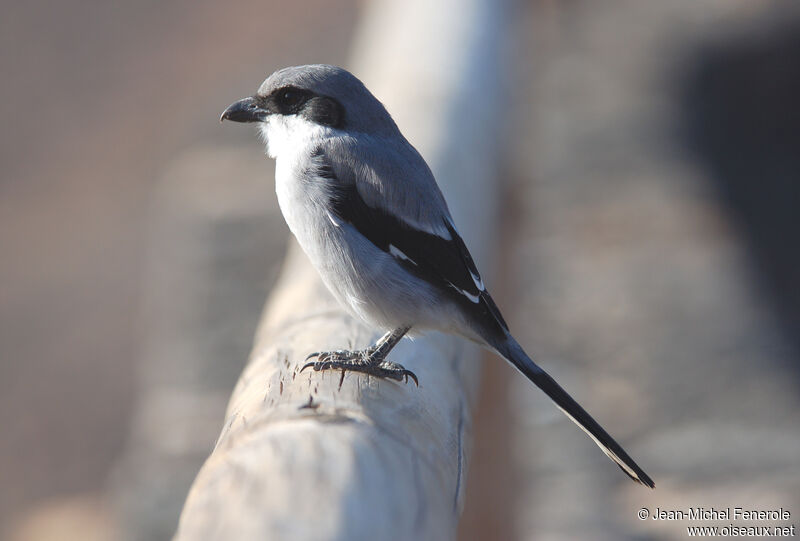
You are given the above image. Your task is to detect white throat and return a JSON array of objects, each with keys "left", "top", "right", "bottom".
[{"left": 259, "top": 115, "right": 331, "bottom": 160}]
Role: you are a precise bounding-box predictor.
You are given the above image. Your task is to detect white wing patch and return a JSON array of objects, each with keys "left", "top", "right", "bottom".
[
  {"left": 389, "top": 244, "right": 418, "bottom": 266},
  {"left": 470, "top": 270, "right": 485, "bottom": 291},
  {"left": 326, "top": 211, "right": 342, "bottom": 227},
  {"left": 447, "top": 282, "right": 480, "bottom": 303},
  {"left": 445, "top": 218, "right": 485, "bottom": 291}
]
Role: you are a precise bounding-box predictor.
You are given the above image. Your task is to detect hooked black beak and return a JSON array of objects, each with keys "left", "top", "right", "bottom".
[{"left": 220, "top": 96, "right": 269, "bottom": 123}]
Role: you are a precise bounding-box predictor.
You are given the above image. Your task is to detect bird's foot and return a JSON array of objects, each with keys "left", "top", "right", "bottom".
[{"left": 300, "top": 348, "right": 418, "bottom": 386}]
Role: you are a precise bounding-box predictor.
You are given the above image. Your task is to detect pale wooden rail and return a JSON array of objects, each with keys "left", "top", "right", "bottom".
[{"left": 174, "top": 0, "right": 509, "bottom": 539}]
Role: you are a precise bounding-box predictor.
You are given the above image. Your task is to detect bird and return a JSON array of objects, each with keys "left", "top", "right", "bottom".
[{"left": 220, "top": 64, "right": 654, "bottom": 488}]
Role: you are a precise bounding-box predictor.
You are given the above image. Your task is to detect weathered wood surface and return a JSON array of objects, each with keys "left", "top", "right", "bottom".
[{"left": 174, "top": 0, "right": 508, "bottom": 540}]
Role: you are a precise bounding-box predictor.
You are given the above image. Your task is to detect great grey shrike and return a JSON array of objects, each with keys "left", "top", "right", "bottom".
[{"left": 221, "top": 64, "right": 654, "bottom": 488}]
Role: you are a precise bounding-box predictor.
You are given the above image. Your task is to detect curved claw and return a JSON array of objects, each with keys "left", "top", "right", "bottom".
[
  {"left": 299, "top": 361, "right": 314, "bottom": 373},
  {"left": 304, "top": 351, "right": 320, "bottom": 362},
  {"left": 300, "top": 360, "right": 326, "bottom": 373},
  {"left": 402, "top": 370, "right": 419, "bottom": 386}
]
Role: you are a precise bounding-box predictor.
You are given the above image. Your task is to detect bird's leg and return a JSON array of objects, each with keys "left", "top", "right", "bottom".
[{"left": 301, "top": 325, "right": 417, "bottom": 385}]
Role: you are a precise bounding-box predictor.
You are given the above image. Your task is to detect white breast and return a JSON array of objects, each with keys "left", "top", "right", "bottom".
[
  {"left": 260, "top": 116, "right": 334, "bottom": 240},
  {"left": 261, "top": 116, "right": 373, "bottom": 321}
]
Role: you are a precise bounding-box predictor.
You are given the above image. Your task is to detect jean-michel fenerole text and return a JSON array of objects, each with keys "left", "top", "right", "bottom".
[{"left": 651, "top": 507, "right": 791, "bottom": 521}]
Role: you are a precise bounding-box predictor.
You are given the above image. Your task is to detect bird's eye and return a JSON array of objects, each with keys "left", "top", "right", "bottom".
[{"left": 278, "top": 88, "right": 303, "bottom": 107}]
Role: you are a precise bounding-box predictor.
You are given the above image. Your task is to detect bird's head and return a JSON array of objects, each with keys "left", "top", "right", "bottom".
[{"left": 221, "top": 65, "right": 398, "bottom": 156}]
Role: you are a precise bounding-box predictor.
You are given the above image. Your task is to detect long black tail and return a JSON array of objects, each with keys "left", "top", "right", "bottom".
[{"left": 494, "top": 336, "right": 655, "bottom": 488}]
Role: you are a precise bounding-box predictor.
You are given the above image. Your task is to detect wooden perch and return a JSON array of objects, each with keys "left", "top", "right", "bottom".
[{"left": 174, "top": 0, "right": 508, "bottom": 539}]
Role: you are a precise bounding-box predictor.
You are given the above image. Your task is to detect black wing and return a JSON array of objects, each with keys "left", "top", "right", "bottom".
[{"left": 318, "top": 158, "right": 508, "bottom": 340}]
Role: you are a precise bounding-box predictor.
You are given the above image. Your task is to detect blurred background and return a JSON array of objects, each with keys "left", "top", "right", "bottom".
[{"left": 1, "top": 0, "right": 799, "bottom": 540}]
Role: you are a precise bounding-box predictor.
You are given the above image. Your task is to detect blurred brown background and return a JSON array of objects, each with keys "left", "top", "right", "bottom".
[
  {"left": 0, "top": 1, "right": 359, "bottom": 538},
  {"left": 2, "top": 0, "right": 800, "bottom": 540}
]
